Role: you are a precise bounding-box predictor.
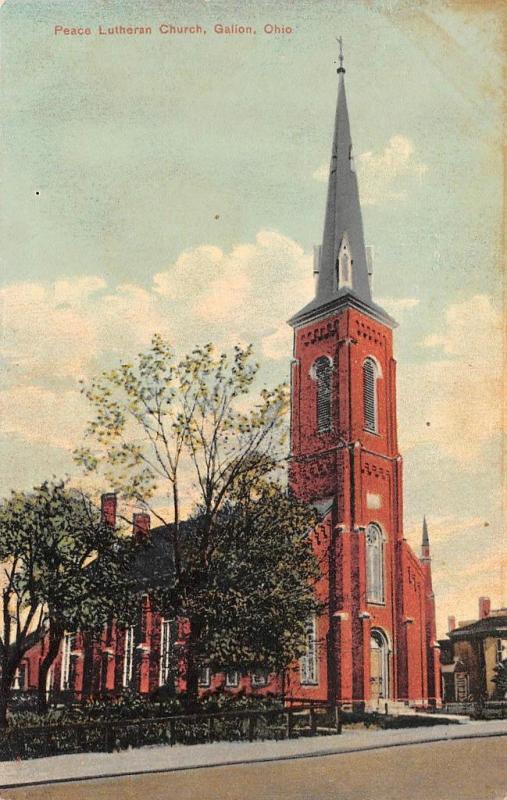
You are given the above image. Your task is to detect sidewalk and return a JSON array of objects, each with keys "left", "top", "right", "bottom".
[{"left": 1, "top": 718, "right": 506, "bottom": 789}]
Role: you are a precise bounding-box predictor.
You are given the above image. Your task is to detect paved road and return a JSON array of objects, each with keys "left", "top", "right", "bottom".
[{"left": 3, "top": 737, "right": 507, "bottom": 800}]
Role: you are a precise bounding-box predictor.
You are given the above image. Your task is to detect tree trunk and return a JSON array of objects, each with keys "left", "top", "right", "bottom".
[
  {"left": 0, "top": 687, "right": 9, "bottom": 729},
  {"left": 184, "top": 619, "right": 202, "bottom": 711},
  {"left": 37, "top": 626, "right": 63, "bottom": 715},
  {"left": 80, "top": 630, "right": 96, "bottom": 703},
  {"left": 0, "top": 660, "right": 16, "bottom": 728}
]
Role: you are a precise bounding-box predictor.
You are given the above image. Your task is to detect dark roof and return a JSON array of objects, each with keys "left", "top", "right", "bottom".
[
  {"left": 288, "top": 287, "right": 396, "bottom": 329},
  {"left": 449, "top": 614, "right": 507, "bottom": 640},
  {"left": 133, "top": 522, "right": 186, "bottom": 588},
  {"left": 134, "top": 497, "right": 335, "bottom": 589}
]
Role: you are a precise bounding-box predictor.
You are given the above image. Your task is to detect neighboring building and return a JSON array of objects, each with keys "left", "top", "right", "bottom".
[
  {"left": 440, "top": 598, "right": 507, "bottom": 703},
  {"left": 16, "top": 57, "right": 439, "bottom": 709}
]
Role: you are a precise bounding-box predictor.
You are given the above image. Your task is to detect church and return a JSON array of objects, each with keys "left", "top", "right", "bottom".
[
  {"left": 284, "top": 56, "right": 440, "bottom": 707},
  {"left": 18, "top": 58, "right": 440, "bottom": 710}
]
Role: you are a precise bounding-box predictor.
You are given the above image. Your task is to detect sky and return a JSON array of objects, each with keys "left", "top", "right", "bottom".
[{"left": 0, "top": 0, "right": 505, "bottom": 635}]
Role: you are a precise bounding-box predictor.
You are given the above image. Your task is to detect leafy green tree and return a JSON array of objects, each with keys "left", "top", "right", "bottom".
[
  {"left": 76, "top": 337, "right": 321, "bottom": 704},
  {"left": 180, "top": 474, "right": 321, "bottom": 698},
  {"left": 0, "top": 481, "right": 141, "bottom": 724}
]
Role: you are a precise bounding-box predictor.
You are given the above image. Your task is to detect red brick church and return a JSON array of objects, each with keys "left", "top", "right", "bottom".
[
  {"left": 284, "top": 58, "right": 440, "bottom": 708},
  {"left": 18, "top": 60, "right": 440, "bottom": 709}
]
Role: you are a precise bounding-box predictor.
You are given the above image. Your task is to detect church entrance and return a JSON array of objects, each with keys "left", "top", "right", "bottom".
[{"left": 370, "top": 629, "right": 389, "bottom": 705}]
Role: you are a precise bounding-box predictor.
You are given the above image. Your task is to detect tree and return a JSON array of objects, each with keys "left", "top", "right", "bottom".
[
  {"left": 76, "top": 337, "right": 320, "bottom": 703},
  {"left": 492, "top": 659, "right": 507, "bottom": 700},
  {"left": 0, "top": 481, "right": 141, "bottom": 725},
  {"left": 181, "top": 474, "right": 321, "bottom": 693}
]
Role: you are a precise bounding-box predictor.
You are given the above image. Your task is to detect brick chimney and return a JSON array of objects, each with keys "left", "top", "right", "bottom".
[
  {"left": 101, "top": 493, "right": 117, "bottom": 528},
  {"left": 133, "top": 512, "right": 151, "bottom": 539},
  {"left": 479, "top": 596, "right": 491, "bottom": 619},
  {"left": 448, "top": 616, "right": 456, "bottom": 632}
]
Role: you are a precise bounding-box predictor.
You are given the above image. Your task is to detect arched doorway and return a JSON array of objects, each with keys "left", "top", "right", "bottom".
[{"left": 370, "top": 629, "right": 389, "bottom": 705}]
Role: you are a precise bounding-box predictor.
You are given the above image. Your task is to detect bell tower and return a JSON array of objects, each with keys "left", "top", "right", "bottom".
[{"left": 287, "top": 48, "right": 435, "bottom": 707}]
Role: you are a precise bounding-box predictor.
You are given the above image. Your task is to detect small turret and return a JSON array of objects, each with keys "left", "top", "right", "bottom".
[{"left": 421, "top": 515, "right": 430, "bottom": 561}]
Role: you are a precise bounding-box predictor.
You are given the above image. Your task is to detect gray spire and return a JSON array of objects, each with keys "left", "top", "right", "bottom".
[
  {"left": 422, "top": 516, "right": 430, "bottom": 549},
  {"left": 316, "top": 63, "right": 371, "bottom": 304},
  {"left": 289, "top": 56, "right": 395, "bottom": 329}
]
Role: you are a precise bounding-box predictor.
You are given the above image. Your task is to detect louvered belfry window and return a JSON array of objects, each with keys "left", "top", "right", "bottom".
[
  {"left": 314, "top": 356, "right": 332, "bottom": 434},
  {"left": 363, "top": 358, "right": 378, "bottom": 433}
]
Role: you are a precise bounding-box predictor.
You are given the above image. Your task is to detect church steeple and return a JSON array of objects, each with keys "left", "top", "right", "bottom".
[
  {"left": 317, "top": 47, "right": 371, "bottom": 305},
  {"left": 289, "top": 47, "right": 395, "bottom": 329}
]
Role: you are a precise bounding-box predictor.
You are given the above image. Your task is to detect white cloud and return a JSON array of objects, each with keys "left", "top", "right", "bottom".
[
  {"left": 0, "top": 385, "right": 87, "bottom": 450},
  {"left": 0, "top": 241, "right": 501, "bottom": 484},
  {"left": 262, "top": 323, "right": 293, "bottom": 361},
  {"left": 0, "top": 278, "right": 173, "bottom": 385},
  {"left": 153, "top": 230, "right": 312, "bottom": 355},
  {"left": 358, "top": 135, "right": 427, "bottom": 206},
  {"left": 377, "top": 296, "right": 419, "bottom": 316},
  {"left": 313, "top": 135, "right": 427, "bottom": 206},
  {"left": 398, "top": 294, "right": 503, "bottom": 465},
  {"left": 0, "top": 231, "right": 312, "bottom": 450}
]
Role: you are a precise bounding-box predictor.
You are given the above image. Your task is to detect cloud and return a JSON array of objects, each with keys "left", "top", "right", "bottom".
[
  {"left": 0, "top": 278, "right": 172, "bottom": 385},
  {"left": 313, "top": 135, "right": 427, "bottom": 206},
  {"left": 398, "top": 294, "right": 502, "bottom": 465},
  {"left": 0, "top": 231, "right": 312, "bottom": 450},
  {"left": 0, "top": 240, "right": 501, "bottom": 485},
  {"left": 0, "top": 385, "right": 87, "bottom": 450},
  {"left": 377, "top": 296, "right": 419, "bottom": 316},
  {"left": 358, "top": 135, "right": 428, "bottom": 206},
  {"left": 153, "top": 230, "right": 313, "bottom": 355},
  {"left": 405, "top": 514, "right": 489, "bottom": 547}
]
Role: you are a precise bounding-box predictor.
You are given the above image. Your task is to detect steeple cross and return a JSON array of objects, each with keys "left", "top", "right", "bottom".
[{"left": 335, "top": 36, "right": 345, "bottom": 74}]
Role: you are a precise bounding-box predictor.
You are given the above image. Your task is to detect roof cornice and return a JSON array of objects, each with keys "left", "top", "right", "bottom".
[{"left": 288, "top": 291, "right": 397, "bottom": 330}]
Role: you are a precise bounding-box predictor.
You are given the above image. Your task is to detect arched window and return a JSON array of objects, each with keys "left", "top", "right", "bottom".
[
  {"left": 370, "top": 629, "right": 389, "bottom": 700},
  {"left": 363, "top": 357, "right": 379, "bottom": 433},
  {"left": 314, "top": 356, "right": 332, "bottom": 434},
  {"left": 337, "top": 234, "right": 352, "bottom": 288},
  {"left": 366, "top": 523, "right": 384, "bottom": 603}
]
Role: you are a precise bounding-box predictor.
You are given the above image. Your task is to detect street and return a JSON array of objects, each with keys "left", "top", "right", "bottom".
[{"left": 3, "top": 736, "right": 506, "bottom": 800}]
